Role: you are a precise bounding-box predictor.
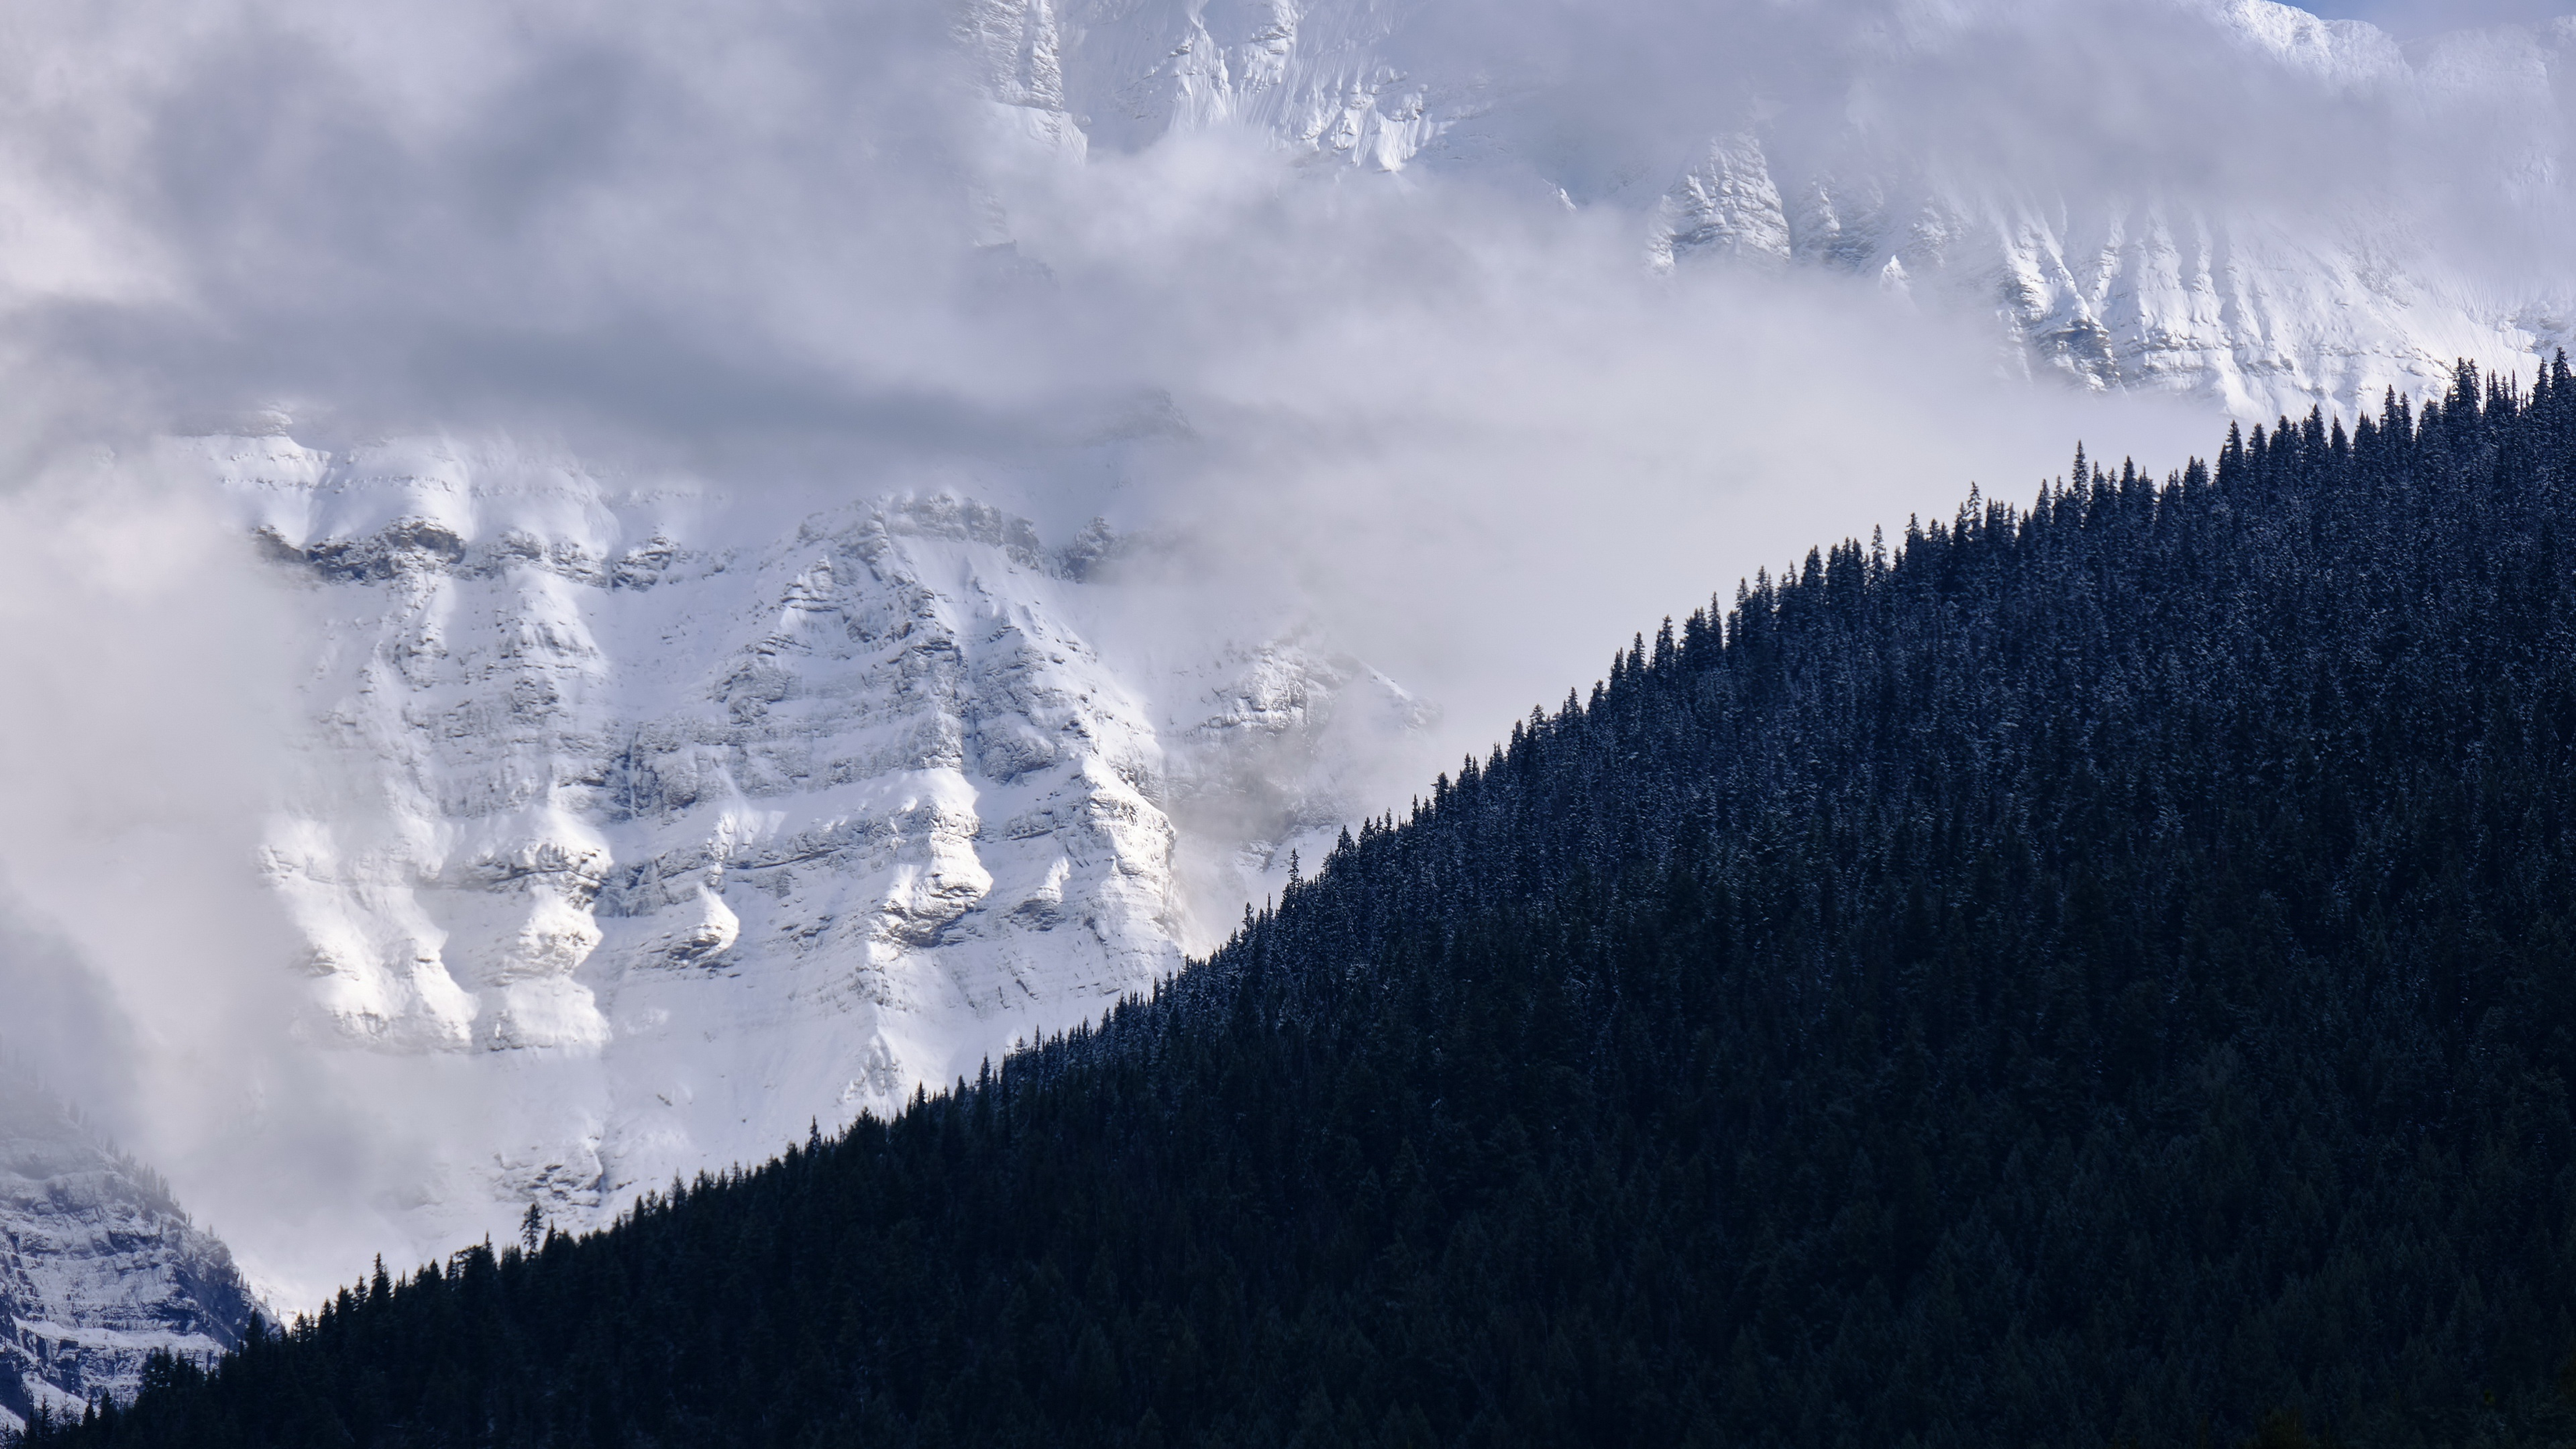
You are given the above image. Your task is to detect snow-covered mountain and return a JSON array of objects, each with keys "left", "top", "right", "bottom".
[
  {"left": 0, "top": 1066, "right": 253, "bottom": 1436},
  {"left": 197, "top": 432, "right": 1425, "bottom": 1265},
  {"left": 964, "top": 0, "right": 2576, "bottom": 415},
  {"left": 10, "top": 0, "right": 2576, "bottom": 1383}
]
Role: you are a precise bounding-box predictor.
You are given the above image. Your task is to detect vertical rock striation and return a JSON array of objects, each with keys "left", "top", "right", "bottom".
[{"left": 204, "top": 433, "right": 1425, "bottom": 1260}]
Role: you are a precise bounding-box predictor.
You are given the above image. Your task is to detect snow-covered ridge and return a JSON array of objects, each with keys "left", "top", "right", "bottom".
[
  {"left": 1645, "top": 136, "right": 2560, "bottom": 415},
  {"left": 2214, "top": 0, "right": 2403, "bottom": 78},
  {"left": 0, "top": 1067, "right": 252, "bottom": 1433},
  {"left": 194, "top": 433, "right": 1425, "bottom": 1265},
  {"left": 965, "top": 0, "right": 2576, "bottom": 415}
]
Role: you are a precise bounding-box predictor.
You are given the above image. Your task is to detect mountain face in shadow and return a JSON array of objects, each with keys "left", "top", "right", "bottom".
[{"left": 0, "top": 1068, "right": 254, "bottom": 1437}]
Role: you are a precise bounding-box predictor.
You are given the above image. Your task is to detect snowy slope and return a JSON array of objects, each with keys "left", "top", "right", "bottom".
[
  {"left": 198, "top": 433, "right": 1425, "bottom": 1262},
  {"left": 0, "top": 1067, "right": 253, "bottom": 1434},
  {"left": 967, "top": 0, "right": 2576, "bottom": 415}
]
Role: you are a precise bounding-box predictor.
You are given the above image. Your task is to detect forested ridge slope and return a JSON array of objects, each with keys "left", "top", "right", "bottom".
[{"left": 25, "top": 361, "right": 2576, "bottom": 1447}]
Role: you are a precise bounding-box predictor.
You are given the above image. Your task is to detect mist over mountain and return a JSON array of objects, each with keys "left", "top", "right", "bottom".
[
  {"left": 976, "top": 0, "right": 2576, "bottom": 411},
  {"left": 0, "top": 0, "right": 2573, "bottom": 1421}
]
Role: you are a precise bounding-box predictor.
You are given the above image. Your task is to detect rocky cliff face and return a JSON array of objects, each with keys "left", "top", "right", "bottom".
[
  {"left": 205, "top": 433, "right": 1425, "bottom": 1259},
  {"left": 0, "top": 1070, "right": 253, "bottom": 1436}
]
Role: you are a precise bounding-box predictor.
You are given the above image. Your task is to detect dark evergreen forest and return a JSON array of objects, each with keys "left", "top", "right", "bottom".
[{"left": 22, "top": 361, "right": 2576, "bottom": 1448}]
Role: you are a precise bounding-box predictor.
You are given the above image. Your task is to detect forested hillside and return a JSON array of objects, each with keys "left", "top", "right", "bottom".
[{"left": 24, "top": 360, "right": 2576, "bottom": 1448}]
